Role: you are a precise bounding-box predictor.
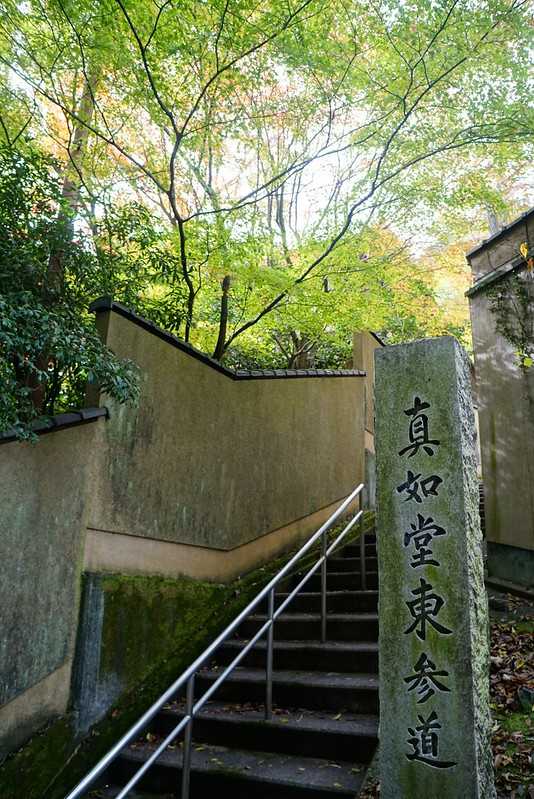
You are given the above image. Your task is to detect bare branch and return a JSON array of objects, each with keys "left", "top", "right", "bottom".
[
  {"left": 221, "top": 1, "right": 528, "bottom": 351},
  {"left": 178, "top": 0, "right": 315, "bottom": 141},
  {"left": 214, "top": 0, "right": 231, "bottom": 72}
]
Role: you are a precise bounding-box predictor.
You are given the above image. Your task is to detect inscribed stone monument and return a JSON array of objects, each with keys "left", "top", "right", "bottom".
[{"left": 374, "top": 337, "right": 495, "bottom": 799}]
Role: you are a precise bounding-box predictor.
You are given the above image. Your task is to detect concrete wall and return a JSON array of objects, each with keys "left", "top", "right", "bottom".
[
  {"left": 353, "top": 331, "right": 384, "bottom": 508},
  {"left": 88, "top": 305, "right": 365, "bottom": 560},
  {"left": 83, "top": 498, "right": 347, "bottom": 583},
  {"left": 468, "top": 209, "right": 534, "bottom": 281},
  {"left": 467, "top": 209, "right": 534, "bottom": 584},
  {"left": 0, "top": 304, "right": 367, "bottom": 764},
  {"left": 0, "top": 421, "right": 100, "bottom": 756},
  {"left": 71, "top": 572, "right": 231, "bottom": 733}
]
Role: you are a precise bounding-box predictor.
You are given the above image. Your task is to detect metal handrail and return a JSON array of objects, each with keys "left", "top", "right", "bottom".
[{"left": 65, "top": 482, "right": 366, "bottom": 799}]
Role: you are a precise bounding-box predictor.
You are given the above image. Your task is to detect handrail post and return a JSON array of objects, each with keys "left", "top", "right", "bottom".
[
  {"left": 265, "top": 588, "right": 275, "bottom": 720},
  {"left": 181, "top": 675, "right": 195, "bottom": 799},
  {"left": 359, "top": 497, "right": 367, "bottom": 591},
  {"left": 321, "top": 529, "right": 327, "bottom": 643}
]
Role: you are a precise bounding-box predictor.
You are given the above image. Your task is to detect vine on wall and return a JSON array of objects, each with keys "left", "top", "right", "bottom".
[{"left": 486, "top": 244, "right": 534, "bottom": 369}]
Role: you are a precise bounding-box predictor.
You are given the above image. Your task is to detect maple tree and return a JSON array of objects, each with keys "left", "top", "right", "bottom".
[{"left": 0, "top": 0, "right": 533, "bottom": 431}]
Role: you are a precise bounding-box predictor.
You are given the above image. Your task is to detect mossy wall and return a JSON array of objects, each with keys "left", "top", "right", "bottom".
[
  {"left": 72, "top": 573, "right": 230, "bottom": 733},
  {"left": 0, "top": 568, "right": 247, "bottom": 799},
  {"left": 0, "top": 515, "right": 370, "bottom": 799},
  {"left": 0, "top": 525, "right": 334, "bottom": 799}
]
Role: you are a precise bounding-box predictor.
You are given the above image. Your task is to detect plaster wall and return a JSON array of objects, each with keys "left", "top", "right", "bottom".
[
  {"left": 468, "top": 212, "right": 534, "bottom": 281},
  {"left": 84, "top": 495, "right": 348, "bottom": 582},
  {"left": 0, "top": 422, "right": 101, "bottom": 753},
  {"left": 0, "top": 306, "right": 366, "bottom": 764},
  {"left": 353, "top": 331, "right": 382, "bottom": 508},
  {"left": 469, "top": 278, "right": 534, "bottom": 554},
  {"left": 353, "top": 331, "right": 381, "bottom": 437},
  {"left": 89, "top": 309, "right": 365, "bottom": 551}
]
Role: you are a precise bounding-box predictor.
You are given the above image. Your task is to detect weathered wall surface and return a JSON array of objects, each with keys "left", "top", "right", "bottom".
[
  {"left": 353, "top": 331, "right": 382, "bottom": 437},
  {"left": 89, "top": 303, "right": 365, "bottom": 552},
  {"left": 72, "top": 572, "right": 231, "bottom": 732},
  {"left": 0, "top": 560, "right": 289, "bottom": 799},
  {"left": 468, "top": 209, "right": 534, "bottom": 281},
  {"left": 83, "top": 496, "right": 346, "bottom": 583},
  {"left": 467, "top": 213, "right": 534, "bottom": 572},
  {"left": 0, "top": 303, "right": 367, "bottom": 774},
  {"left": 469, "top": 287, "right": 534, "bottom": 555},
  {"left": 0, "top": 421, "right": 102, "bottom": 756},
  {"left": 353, "top": 331, "right": 383, "bottom": 508}
]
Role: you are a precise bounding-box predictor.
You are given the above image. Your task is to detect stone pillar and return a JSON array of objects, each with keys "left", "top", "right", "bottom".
[{"left": 374, "top": 337, "right": 495, "bottom": 799}]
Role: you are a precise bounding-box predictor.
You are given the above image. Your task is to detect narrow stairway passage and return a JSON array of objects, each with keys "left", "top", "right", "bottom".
[{"left": 97, "top": 532, "right": 379, "bottom": 799}]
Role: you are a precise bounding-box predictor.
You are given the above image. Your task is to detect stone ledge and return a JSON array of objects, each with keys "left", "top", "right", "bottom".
[
  {"left": 0, "top": 407, "right": 108, "bottom": 445},
  {"left": 466, "top": 206, "right": 534, "bottom": 259},
  {"left": 485, "top": 576, "right": 534, "bottom": 601},
  {"left": 465, "top": 255, "right": 525, "bottom": 297},
  {"left": 90, "top": 297, "right": 365, "bottom": 380}
]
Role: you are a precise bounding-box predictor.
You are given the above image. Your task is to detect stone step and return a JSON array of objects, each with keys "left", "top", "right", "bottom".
[
  {"left": 305, "top": 572, "right": 378, "bottom": 591},
  {"left": 345, "top": 530, "right": 376, "bottom": 542},
  {"left": 238, "top": 612, "right": 379, "bottom": 642},
  {"left": 259, "top": 590, "right": 378, "bottom": 614},
  {"left": 326, "top": 557, "right": 378, "bottom": 572},
  {"left": 112, "top": 741, "right": 367, "bottom": 798},
  {"left": 87, "top": 526, "right": 381, "bottom": 799},
  {"left": 195, "top": 668, "right": 379, "bottom": 713},
  {"left": 90, "top": 790, "right": 174, "bottom": 798},
  {"left": 91, "top": 785, "right": 176, "bottom": 799},
  {"left": 217, "top": 638, "right": 379, "bottom": 673},
  {"left": 151, "top": 703, "right": 378, "bottom": 762},
  {"left": 241, "top": 609, "right": 379, "bottom": 641},
  {"left": 339, "top": 542, "right": 376, "bottom": 558}
]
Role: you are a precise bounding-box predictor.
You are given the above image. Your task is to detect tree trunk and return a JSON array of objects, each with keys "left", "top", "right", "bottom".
[
  {"left": 213, "top": 275, "right": 231, "bottom": 361},
  {"left": 44, "top": 68, "right": 100, "bottom": 301},
  {"left": 31, "top": 68, "right": 100, "bottom": 412},
  {"left": 288, "top": 331, "right": 316, "bottom": 369}
]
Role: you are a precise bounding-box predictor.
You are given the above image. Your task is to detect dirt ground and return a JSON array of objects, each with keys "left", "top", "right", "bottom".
[{"left": 360, "top": 589, "right": 534, "bottom": 799}]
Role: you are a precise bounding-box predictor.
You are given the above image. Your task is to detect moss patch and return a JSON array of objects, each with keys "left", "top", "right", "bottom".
[
  {"left": 0, "top": 718, "right": 73, "bottom": 799},
  {"left": 0, "top": 515, "right": 371, "bottom": 799},
  {"left": 97, "top": 572, "right": 230, "bottom": 705}
]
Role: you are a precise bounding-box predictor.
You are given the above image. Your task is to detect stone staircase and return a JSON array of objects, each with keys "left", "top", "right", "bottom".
[{"left": 95, "top": 535, "right": 379, "bottom": 798}]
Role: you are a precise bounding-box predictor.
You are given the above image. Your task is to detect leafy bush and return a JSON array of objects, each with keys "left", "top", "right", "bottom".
[{"left": 0, "top": 145, "right": 139, "bottom": 439}]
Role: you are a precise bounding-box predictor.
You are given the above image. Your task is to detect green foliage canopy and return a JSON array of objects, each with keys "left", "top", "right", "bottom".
[
  {"left": 0, "top": 0, "right": 532, "bottom": 434},
  {"left": 0, "top": 145, "right": 140, "bottom": 437}
]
